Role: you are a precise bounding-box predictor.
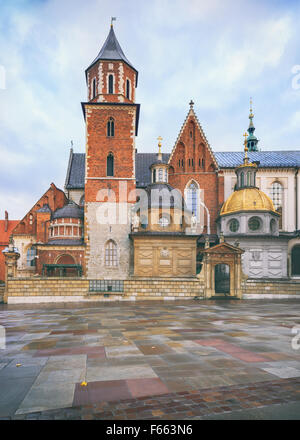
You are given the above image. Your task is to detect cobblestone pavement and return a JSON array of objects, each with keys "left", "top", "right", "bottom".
[{"left": 0, "top": 299, "right": 299, "bottom": 419}]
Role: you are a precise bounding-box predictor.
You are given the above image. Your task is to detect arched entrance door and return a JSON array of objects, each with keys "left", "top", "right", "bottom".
[
  {"left": 56, "top": 254, "right": 76, "bottom": 277},
  {"left": 291, "top": 246, "right": 300, "bottom": 276},
  {"left": 214, "top": 264, "right": 230, "bottom": 295}
]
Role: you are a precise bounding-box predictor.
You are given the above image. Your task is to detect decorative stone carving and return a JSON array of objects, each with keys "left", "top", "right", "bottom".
[{"left": 132, "top": 212, "right": 140, "bottom": 231}]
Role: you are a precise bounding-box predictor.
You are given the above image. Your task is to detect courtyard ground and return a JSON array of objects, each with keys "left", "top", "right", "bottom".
[{"left": 0, "top": 299, "right": 299, "bottom": 420}]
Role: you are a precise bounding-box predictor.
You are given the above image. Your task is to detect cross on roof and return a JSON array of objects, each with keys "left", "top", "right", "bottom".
[{"left": 189, "top": 100, "right": 194, "bottom": 108}]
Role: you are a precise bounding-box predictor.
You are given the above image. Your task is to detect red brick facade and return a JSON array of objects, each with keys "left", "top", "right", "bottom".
[
  {"left": 168, "top": 110, "right": 224, "bottom": 234},
  {"left": 87, "top": 60, "right": 136, "bottom": 104},
  {"left": 84, "top": 105, "right": 137, "bottom": 204},
  {"left": 36, "top": 248, "right": 85, "bottom": 276},
  {"left": 12, "top": 183, "right": 67, "bottom": 239}
]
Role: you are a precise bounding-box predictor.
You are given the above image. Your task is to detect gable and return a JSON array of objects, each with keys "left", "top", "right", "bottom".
[
  {"left": 12, "top": 183, "right": 67, "bottom": 236},
  {"left": 168, "top": 108, "right": 219, "bottom": 172}
]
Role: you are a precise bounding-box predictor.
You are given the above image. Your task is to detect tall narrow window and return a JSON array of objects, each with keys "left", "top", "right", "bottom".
[
  {"left": 105, "top": 240, "right": 117, "bottom": 267},
  {"left": 92, "top": 78, "right": 96, "bottom": 98},
  {"left": 108, "top": 74, "right": 114, "bottom": 94},
  {"left": 126, "top": 79, "right": 130, "bottom": 99},
  {"left": 247, "top": 171, "right": 251, "bottom": 186},
  {"left": 271, "top": 181, "right": 283, "bottom": 228},
  {"left": 241, "top": 172, "right": 244, "bottom": 187},
  {"left": 107, "top": 117, "right": 115, "bottom": 137},
  {"left": 107, "top": 153, "right": 114, "bottom": 176},
  {"left": 186, "top": 182, "right": 199, "bottom": 217},
  {"left": 27, "top": 247, "right": 36, "bottom": 267}
]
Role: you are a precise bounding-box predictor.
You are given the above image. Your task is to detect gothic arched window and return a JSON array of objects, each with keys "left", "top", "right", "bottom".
[
  {"left": 105, "top": 240, "right": 117, "bottom": 267},
  {"left": 107, "top": 153, "right": 114, "bottom": 177},
  {"left": 126, "top": 79, "right": 130, "bottom": 99},
  {"left": 108, "top": 74, "right": 114, "bottom": 94},
  {"left": 107, "top": 117, "right": 115, "bottom": 137},
  {"left": 186, "top": 181, "right": 199, "bottom": 217}
]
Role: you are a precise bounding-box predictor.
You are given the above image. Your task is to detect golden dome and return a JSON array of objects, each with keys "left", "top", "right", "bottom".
[{"left": 220, "top": 187, "right": 276, "bottom": 216}]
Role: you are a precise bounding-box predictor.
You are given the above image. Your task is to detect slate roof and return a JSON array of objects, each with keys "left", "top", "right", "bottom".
[
  {"left": 65, "top": 151, "right": 300, "bottom": 191},
  {"left": 65, "top": 151, "right": 85, "bottom": 190},
  {"left": 214, "top": 151, "right": 300, "bottom": 168},
  {"left": 46, "top": 239, "right": 84, "bottom": 246},
  {"left": 36, "top": 204, "right": 51, "bottom": 213},
  {"left": 136, "top": 153, "right": 170, "bottom": 187},
  {"left": 86, "top": 26, "right": 138, "bottom": 82},
  {"left": 52, "top": 201, "right": 84, "bottom": 220}
]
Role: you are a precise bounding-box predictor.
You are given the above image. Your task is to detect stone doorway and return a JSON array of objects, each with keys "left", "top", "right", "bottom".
[
  {"left": 201, "top": 241, "right": 244, "bottom": 299},
  {"left": 291, "top": 245, "right": 300, "bottom": 276},
  {"left": 214, "top": 263, "right": 230, "bottom": 295}
]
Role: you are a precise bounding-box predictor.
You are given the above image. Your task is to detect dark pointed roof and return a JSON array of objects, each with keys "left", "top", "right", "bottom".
[
  {"left": 52, "top": 201, "right": 84, "bottom": 220},
  {"left": 86, "top": 26, "right": 138, "bottom": 81}
]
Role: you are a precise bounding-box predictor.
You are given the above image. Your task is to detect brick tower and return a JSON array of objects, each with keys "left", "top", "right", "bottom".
[{"left": 83, "top": 23, "right": 140, "bottom": 279}]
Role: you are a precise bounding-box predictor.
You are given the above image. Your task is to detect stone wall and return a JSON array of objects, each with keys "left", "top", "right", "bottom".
[
  {"left": 0, "top": 284, "right": 5, "bottom": 303},
  {"left": 7, "top": 278, "right": 89, "bottom": 303},
  {"left": 124, "top": 278, "right": 203, "bottom": 300},
  {"left": 243, "top": 278, "right": 300, "bottom": 297},
  {"left": 4, "top": 276, "right": 300, "bottom": 303},
  {"left": 6, "top": 277, "right": 203, "bottom": 303}
]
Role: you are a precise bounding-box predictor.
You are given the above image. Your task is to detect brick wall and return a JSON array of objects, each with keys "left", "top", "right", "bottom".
[{"left": 168, "top": 112, "right": 224, "bottom": 234}]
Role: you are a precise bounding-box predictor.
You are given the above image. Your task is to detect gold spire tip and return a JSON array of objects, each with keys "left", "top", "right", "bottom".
[{"left": 157, "top": 136, "right": 163, "bottom": 154}]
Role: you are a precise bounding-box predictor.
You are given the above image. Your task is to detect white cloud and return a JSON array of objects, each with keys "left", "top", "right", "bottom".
[{"left": 0, "top": 0, "right": 299, "bottom": 219}]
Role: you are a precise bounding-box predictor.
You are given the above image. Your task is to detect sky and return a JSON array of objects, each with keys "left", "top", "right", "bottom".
[{"left": 1, "top": 0, "right": 300, "bottom": 219}]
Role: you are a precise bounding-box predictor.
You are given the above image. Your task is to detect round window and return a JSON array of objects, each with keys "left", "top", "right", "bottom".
[
  {"left": 159, "top": 216, "right": 170, "bottom": 228},
  {"left": 248, "top": 216, "right": 261, "bottom": 231},
  {"left": 229, "top": 218, "right": 239, "bottom": 232}
]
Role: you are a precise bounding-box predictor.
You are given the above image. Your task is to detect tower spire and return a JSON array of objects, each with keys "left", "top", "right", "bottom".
[{"left": 247, "top": 97, "right": 259, "bottom": 152}]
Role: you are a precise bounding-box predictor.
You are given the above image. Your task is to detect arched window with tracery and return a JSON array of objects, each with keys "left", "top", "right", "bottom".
[
  {"left": 107, "top": 153, "right": 114, "bottom": 177},
  {"left": 107, "top": 117, "right": 115, "bottom": 137},
  {"left": 270, "top": 181, "right": 283, "bottom": 228},
  {"left": 186, "top": 181, "right": 199, "bottom": 218},
  {"left": 105, "top": 240, "right": 118, "bottom": 267}
]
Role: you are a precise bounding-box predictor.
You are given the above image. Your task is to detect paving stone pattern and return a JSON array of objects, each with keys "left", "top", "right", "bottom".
[{"left": 0, "top": 299, "right": 299, "bottom": 419}]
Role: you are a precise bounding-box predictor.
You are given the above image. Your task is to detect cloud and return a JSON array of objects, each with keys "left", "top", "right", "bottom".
[{"left": 0, "top": 0, "right": 300, "bottom": 219}]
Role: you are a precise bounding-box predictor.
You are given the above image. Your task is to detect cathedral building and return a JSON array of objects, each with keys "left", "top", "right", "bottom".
[{"left": 2, "top": 24, "right": 300, "bottom": 299}]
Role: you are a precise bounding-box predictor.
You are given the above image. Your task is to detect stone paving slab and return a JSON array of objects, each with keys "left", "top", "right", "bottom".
[
  {"left": 0, "top": 299, "right": 300, "bottom": 418},
  {"left": 3, "top": 377, "right": 299, "bottom": 420}
]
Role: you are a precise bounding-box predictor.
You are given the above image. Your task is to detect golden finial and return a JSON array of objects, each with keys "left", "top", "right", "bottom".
[
  {"left": 111, "top": 17, "right": 116, "bottom": 27},
  {"left": 249, "top": 97, "right": 254, "bottom": 118},
  {"left": 157, "top": 136, "right": 163, "bottom": 155}
]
